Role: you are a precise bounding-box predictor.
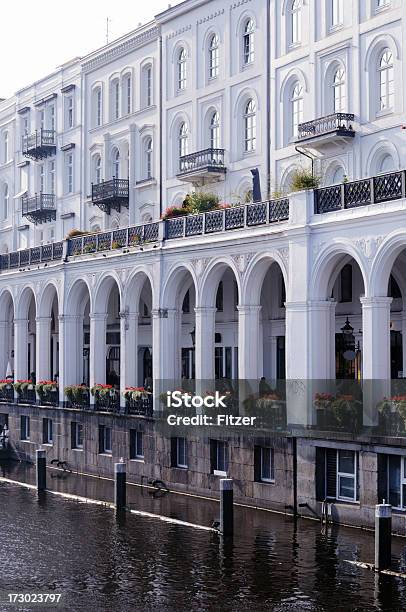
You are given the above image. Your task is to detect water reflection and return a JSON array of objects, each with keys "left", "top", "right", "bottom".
[{"left": 0, "top": 463, "right": 405, "bottom": 611}]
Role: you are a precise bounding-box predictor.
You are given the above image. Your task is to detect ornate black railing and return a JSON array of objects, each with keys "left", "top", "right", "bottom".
[
  {"left": 22, "top": 129, "right": 56, "bottom": 160},
  {"left": 0, "top": 241, "right": 63, "bottom": 271},
  {"left": 0, "top": 386, "right": 14, "bottom": 403},
  {"left": 178, "top": 148, "right": 226, "bottom": 176},
  {"left": 94, "top": 394, "right": 120, "bottom": 413},
  {"left": 126, "top": 395, "right": 153, "bottom": 416},
  {"left": 66, "top": 393, "right": 91, "bottom": 410},
  {"left": 165, "top": 199, "right": 289, "bottom": 239},
  {"left": 17, "top": 388, "right": 37, "bottom": 405},
  {"left": 315, "top": 170, "right": 405, "bottom": 214},
  {"left": 297, "top": 113, "right": 355, "bottom": 141},
  {"left": 67, "top": 222, "right": 160, "bottom": 256},
  {"left": 22, "top": 193, "right": 56, "bottom": 224},
  {"left": 92, "top": 178, "right": 129, "bottom": 213}
]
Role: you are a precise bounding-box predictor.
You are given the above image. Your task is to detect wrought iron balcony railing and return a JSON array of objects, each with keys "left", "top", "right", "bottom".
[
  {"left": 177, "top": 148, "right": 226, "bottom": 181},
  {"left": 315, "top": 170, "right": 405, "bottom": 214},
  {"left": 67, "top": 222, "right": 160, "bottom": 256},
  {"left": 0, "top": 242, "right": 63, "bottom": 272},
  {"left": 297, "top": 113, "right": 355, "bottom": 142},
  {"left": 22, "top": 129, "right": 56, "bottom": 160},
  {"left": 165, "top": 199, "right": 289, "bottom": 239},
  {"left": 22, "top": 193, "right": 56, "bottom": 224},
  {"left": 91, "top": 178, "right": 129, "bottom": 214}
]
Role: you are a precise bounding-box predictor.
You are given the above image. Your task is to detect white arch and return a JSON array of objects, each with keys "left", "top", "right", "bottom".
[
  {"left": 198, "top": 257, "right": 241, "bottom": 308},
  {"left": 241, "top": 251, "right": 289, "bottom": 306},
  {"left": 363, "top": 33, "right": 400, "bottom": 72},
  {"left": 370, "top": 231, "right": 406, "bottom": 297},
  {"left": 93, "top": 272, "right": 123, "bottom": 315},
  {"left": 365, "top": 139, "right": 400, "bottom": 176},
  {"left": 37, "top": 281, "right": 61, "bottom": 319},
  {"left": 124, "top": 266, "right": 157, "bottom": 313},
  {"left": 161, "top": 261, "right": 199, "bottom": 309},
  {"left": 279, "top": 67, "right": 308, "bottom": 103}
]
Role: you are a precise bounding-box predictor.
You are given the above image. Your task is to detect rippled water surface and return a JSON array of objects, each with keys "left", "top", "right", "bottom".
[{"left": 0, "top": 462, "right": 405, "bottom": 611}]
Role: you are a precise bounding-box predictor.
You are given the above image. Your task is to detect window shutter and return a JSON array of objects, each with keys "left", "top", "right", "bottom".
[
  {"left": 254, "top": 446, "right": 261, "bottom": 482},
  {"left": 377, "top": 454, "right": 388, "bottom": 503},
  {"left": 170, "top": 438, "right": 177, "bottom": 467},
  {"left": 326, "top": 448, "right": 337, "bottom": 498},
  {"left": 210, "top": 439, "right": 217, "bottom": 473},
  {"left": 315, "top": 447, "right": 326, "bottom": 501}
]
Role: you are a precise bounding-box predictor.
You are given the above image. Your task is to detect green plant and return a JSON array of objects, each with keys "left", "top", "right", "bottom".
[
  {"left": 66, "top": 229, "right": 89, "bottom": 239},
  {"left": 64, "top": 384, "right": 89, "bottom": 404},
  {"left": 90, "top": 384, "right": 117, "bottom": 399},
  {"left": 83, "top": 243, "right": 96, "bottom": 254},
  {"left": 161, "top": 205, "right": 188, "bottom": 220},
  {"left": 112, "top": 240, "right": 122, "bottom": 249},
  {"left": 123, "top": 387, "right": 151, "bottom": 402},
  {"left": 36, "top": 380, "right": 58, "bottom": 400},
  {"left": 183, "top": 191, "right": 220, "bottom": 214},
  {"left": 290, "top": 168, "right": 320, "bottom": 192},
  {"left": 128, "top": 234, "right": 141, "bottom": 246},
  {"left": 13, "top": 380, "right": 32, "bottom": 394}
]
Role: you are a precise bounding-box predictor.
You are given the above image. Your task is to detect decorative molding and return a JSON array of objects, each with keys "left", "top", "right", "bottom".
[
  {"left": 232, "top": 252, "right": 254, "bottom": 273},
  {"left": 355, "top": 236, "right": 384, "bottom": 260},
  {"left": 230, "top": 0, "right": 252, "bottom": 9},
  {"left": 191, "top": 257, "right": 211, "bottom": 277},
  {"left": 167, "top": 24, "right": 192, "bottom": 40},
  {"left": 197, "top": 9, "right": 225, "bottom": 25},
  {"left": 276, "top": 247, "right": 289, "bottom": 265},
  {"left": 82, "top": 26, "right": 160, "bottom": 72}
]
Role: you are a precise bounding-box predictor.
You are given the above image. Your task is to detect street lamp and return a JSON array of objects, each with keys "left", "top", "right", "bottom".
[{"left": 341, "top": 317, "right": 356, "bottom": 361}]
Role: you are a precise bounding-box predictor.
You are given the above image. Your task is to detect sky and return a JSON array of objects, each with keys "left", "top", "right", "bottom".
[{"left": 1, "top": 0, "right": 183, "bottom": 99}]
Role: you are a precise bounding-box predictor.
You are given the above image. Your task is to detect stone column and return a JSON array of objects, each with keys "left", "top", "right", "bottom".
[
  {"left": 120, "top": 310, "right": 139, "bottom": 407},
  {"left": 58, "top": 314, "right": 82, "bottom": 404},
  {"left": 308, "top": 300, "right": 336, "bottom": 380},
  {"left": 35, "top": 316, "right": 52, "bottom": 382},
  {"left": 194, "top": 306, "right": 216, "bottom": 382},
  {"left": 89, "top": 313, "right": 107, "bottom": 401},
  {"left": 152, "top": 308, "right": 178, "bottom": 410},
  {"left": 361, "top": 297, "right": 392, "bottom": 425},
  {"left": 0, "top": 321, "right": 9, "bottom": 379},
  {"left": 14, "top": 318, "right": 29, "bottom": 381},
  {"left": 238, "top": 305, "right": 262, "bottom": 381}
]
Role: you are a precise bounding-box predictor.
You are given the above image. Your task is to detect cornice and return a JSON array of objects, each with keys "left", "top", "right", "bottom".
[
  {"left": 82, "top": 26, "right": 160, "bottom": 73},
  {"left": 197, "top": 8, "right": 225, "bottom": 25}
]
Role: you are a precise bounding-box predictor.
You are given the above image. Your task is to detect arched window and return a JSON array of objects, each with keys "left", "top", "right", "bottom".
[
  {"left": 291, "top": 81, "right": 303, "bottom": 138},
  {"left": 177, "top": 48, "right": 187, "bottom": 91},
  {"left": 378, "top": 48, "right": 394, "bottom": 111},
  {"left": 209, "top": 34, "right": 220, "bottom": 79},
  {"left": 143, "top": 65, "right": 152, "bottom": 107},
  {"left": 93, "top": 87, "right": 102, "bottom": 127},
  {"left": 378, "top": 153, "right": 395, "bottom": 174},
  {"left": 111, "top": 79, "right": 120, "bottom": 121},
  {"left": 331, "top": 166, "right": 345, "bottom": 184},
  {"left": 3, "top": 184, "right": 9, "bottom": 220},
  {"left": 243, "top": 18, "right": 255, "bottom": 65},
  {"left": 112, "top": 149, "right": 120, "bottom": 178},
  {"left": 144, "top": 137, "right": 153, "bottom": 179},
  {"left": 94, "top": 155, "right": 102, "bottom": 184},
  {"left": 333, "top": 66, "right": 346, "bottom": 113},
  {"left": 210, "top": 111, "right": 220, "bottom": 149},
  {"left": 244, "top": 99, "right": 256, "bottom": 152},
  {"left": 142, "top": 212, "right": 153, "bottom": 224},
  {"left": 178, "top": 122, "right": 188, "bottom": 158},
  {"left": 3, "top": 132, "right": 8, "bottom": 164},
  {"left": 124, "top": 74, "right": 131, "bottom": 115},
  {"left": 331, "top": 0, "right": 343, "bottom": 27},
  {"left": 291, "top": 0, "right": 302, "bottom": 45}
]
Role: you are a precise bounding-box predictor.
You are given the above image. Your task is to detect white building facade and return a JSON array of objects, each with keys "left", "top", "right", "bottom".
[{"left": 0, "top": 0, "right": 405, "bottom": 412}]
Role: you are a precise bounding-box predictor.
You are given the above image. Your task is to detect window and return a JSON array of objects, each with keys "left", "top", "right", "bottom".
[
  {"left": 112, "top": 149, "right": 120, "bottom": 178},
  {"left": 130, "top": 429, "right": 144, "bottom": 459},
  {"left": 65, "top": 95, "right": 74, "bottom": 129},
  {"left": 378, "top": 48, "right": 394, "bottom": 112},
  {"left": 378, "top": 454, "right": 406, "bottom": 509},
  {"left": 331, "top": 165, "right": 345, "bottom": 184},
  {"left": 71, "top": 422, "right": 83, "bottom": 449},
  {"left": 333, "top": 66, "right": 345, "bottom": 113},
  {"left": 210, "top": 439, "right": 229, "bottom": 474},
  {"left": 94, "top": 87, "right": 102, "bottom": 127},
  {"left": 48, "top": 105, "right": 55, "bottom": 131},
  {"left": 65, "top": 153, "right": 73, "bottom": 193},
  {"left": 99, "top": 425, "right": 112, "bottom": 454},
  {"left": 49, "top": 160, "right": 55, "bottom": 194},
  {"left": 178, "top": 122, "right": 188, "bottom": 159},
  {"left": 244, "top": 99, "right": 256, "bottom": 152},
  {"left": 3, "top": 131, "right": 9, "bottom": 163},
  {"left": 3, "top": 185, "right": 9, "bottom": 220},
  {"left": 145, "top": 66, "right": 152, "bottom": 107},
  {"left": 20, "top": 415, "right": 30, "bottom": 441},
  {"left": 177, "top": 48, "right": 187, "bottom": 91},
  {"left": 39, "top": 109, "right": 45, "bottom": 131},
  {"left": 39, "top": 164, "right": 45, "bottom": 193},
  {"left": 377, "top": 0, "right": 390, "bottom": 8},
  {"left": 111, "top": 79, "right": 120, "bottom": 121},
  {"left": 171, "top": 437, "right": 188, "bottom": 468},
  {"left": 243, "top": 18, "right": 255, "bottom": 65},
  {"left": 331, "top": 0, "right": 343, "bottom": 27},
  {"left": 22, "top": 115, "right": 29, "bottom": 137},
  {"left": 254, "top": 446, "right": 275, "bottom": 482},
  {"left": 125, "top": 74, "right": 132, "bottom": 114},
  {"left": 43, "top": 418, "right": 53, "bottom": 445},
  {"left": 291, "top": 81, "right": 303, "bottom": 138},
  {"left": 209, "top": 33, "right": 219, "bottom": 78},
  {"left": 316, "top": 448, "right": 358, "bottom": 502},
  {"left": 290, "top": 0, "right": 302, "bottom": 46},
  {"left": 378, "top": 153, "right": 395, "bottom": 174},
  {"left": 95, "top": 155, "right": 102, "bottom": 184},
  {"left": 144, "top": 137, "right": 153, "bottom": 179},
  {"left": 210, "top": 111, "right": 220, "bottom": 149},
  {"left": 340, "top": 263, "right": 352, "bottom": 302}
]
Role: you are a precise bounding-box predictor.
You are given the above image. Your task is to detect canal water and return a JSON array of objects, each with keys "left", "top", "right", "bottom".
[{"left": 0, "top": 462, "right": 406, "bottom": 611}]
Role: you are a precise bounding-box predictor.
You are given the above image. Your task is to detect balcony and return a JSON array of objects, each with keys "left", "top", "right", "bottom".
[
  {"left": 22, "top": 193, "right": 56, "bottom": 225},
  {"left": 22, "top": 129, "right": 56, "bottom": 160},
  {"left": 296, "top": 113, "right": 355, "bottom": 146},
  {"left": 177, "top": 148, "right": 226, "bottom": 185},
  {"left": 92, "top": 178, "right": 129, "bottom": 214}
]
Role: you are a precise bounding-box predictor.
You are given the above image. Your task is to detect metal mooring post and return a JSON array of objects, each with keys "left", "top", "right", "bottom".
[
  {"left": 375, "top": 502, "right": 392, "bottom": 571},
  {"left": 220, "top": 478, "right": 234, "bottom": 536},
  {"left": 114, "top": 462, "right": 127, "bottom": 511},
  {"left": 36, "top": 449, "right": 47, "bottom": 492}
]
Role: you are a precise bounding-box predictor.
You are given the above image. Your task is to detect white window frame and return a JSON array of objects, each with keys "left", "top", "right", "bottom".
[
  {"left": 336, "top": 449, "right": 358, "bottom": 502},
  {"left": 209, "top": 33, "right": 219, "bottom": 79},
  {"left": 291, "top": 81, "right": 304, "bottom": 139},
  {"left": 216, "top": 440, "right": 228, "bottom": 473},
  {"left": 134, "top": 430, "right": 144, "bottom": 459},
  {"left": 144, "top": 137, "right": 153, "bottom": 179},
  {"left": 101, "top": 426, "right": 112, "bottom": 454},
  {"left": 44, "top": 418, "right": 53, "bottom": 445},
  {"left": 49, "top": 160, "right": 55, "bottom": 195},
  {"left": 176, "top": 437, "right": 188, "bottom": 468},
  {"left": 290, "top": 0, "right": 302, "bottom": 46},
  {"left": 39, "top": 164, "right": 45, "bottom": 193},
  {"left": 178, "top": 122, "right": 188, "bottom": 159},
  {"left": 21, "top": 415, "right": 30, "bottom": 441},
  {"left": 65, "top": 95, "right": 74, "bottom": 129},
  {"left": 95, "top": 88, "right": 102, "bottom": 127},
  {"left": 244, "top": 99, "right": 256, "bottom": 153},
  {"left": 333, "top": 66, "right": 346, "bottom": 113},
  {"left": 243, "top": 18, "right": 255, "bottom": 65},
  {"left": 95, "top": 155, "right": 102, "bottom": 184},
  {"left": 65, "top": 153, "right": 74, "bottom": 193},
  {"left": 177, "top": 48, "right": 187, "bottom": 91},
  {"left": 210, "top": 111, "right": 220, "bottom": 149},
  {"left": 378, "top": 48, "right": 394, "bottom": 113},
  {"left": 3, "top": 131, "right": 9, "bottom": 163},
  {"left": 125, "top": 75, "right": 132, "bottom": 114},
  {"left": 146, "top": 66, "right": 152, "bottom": 107},
  {"left": 3, "top": 184, "right": 9, "bottom": 220},
  {"left": 260, "top": 447, "right": 275, "bottom": 483},
  {"left": 74, "top": 422, "right": 83, "bottom": 449},
  {"left": 112, "top": 149, "right": 120, "bottom": 179},
  {"left": 331, "top": 0, "right": 344, "bottom": 28}
]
